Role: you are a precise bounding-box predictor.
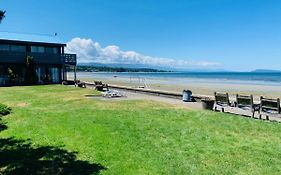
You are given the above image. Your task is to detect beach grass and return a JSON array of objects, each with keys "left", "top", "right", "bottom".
[{"left": 0, "top": 85, "right": 281, "bottom": 174}]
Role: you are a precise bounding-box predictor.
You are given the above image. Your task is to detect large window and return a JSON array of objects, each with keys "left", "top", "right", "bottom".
[
  {"left": 37, "top": 67, "right": 45, "bottom": 84},
  {"left": 0, "top": 44, "right": 10, "bottom": 51},
  {"left": 45, "top": 47, "right": 58, "bottom": 54},
  {"left": 10, "top": 45, "right": 26, "bottom": 52},
  {"left": 37, "top": 66, "right": 60, "bottom": 84},
  {"left": 49, "top": 67, "right": 60, "bottom": 83},
  {"left": 31, "top": 46, "right": 45, "bottom": 53}
]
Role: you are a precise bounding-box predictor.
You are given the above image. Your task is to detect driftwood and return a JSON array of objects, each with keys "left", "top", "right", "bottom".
[{"left": 94, "top": 81, "right": 109, "bottom": 91}]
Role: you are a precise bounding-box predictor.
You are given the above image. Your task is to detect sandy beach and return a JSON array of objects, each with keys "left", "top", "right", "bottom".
[{"left": 70, "top": 72, "right": 281, "bottom": 100}]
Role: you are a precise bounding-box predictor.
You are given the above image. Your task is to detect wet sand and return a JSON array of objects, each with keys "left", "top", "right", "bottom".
[{"left": 70, "top": 72, "right": 281, "bottom": 100}]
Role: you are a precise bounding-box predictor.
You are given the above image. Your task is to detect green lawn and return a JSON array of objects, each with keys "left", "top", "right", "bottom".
[{"left": 0, "top": 85, "right": 281, "bottom": 174}]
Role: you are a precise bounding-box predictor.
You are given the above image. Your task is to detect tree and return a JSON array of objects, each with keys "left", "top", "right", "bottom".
[
  {"left": 24, "top": 56, "right": 38, "bottom": 85},
  {"left": 0, "top": 10, "right": 5, "bottom": 22}
]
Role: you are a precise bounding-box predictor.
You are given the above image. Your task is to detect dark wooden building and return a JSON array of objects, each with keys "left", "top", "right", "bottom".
[{"left": 0, "top": 34, "right": 76, "bottom": 86}]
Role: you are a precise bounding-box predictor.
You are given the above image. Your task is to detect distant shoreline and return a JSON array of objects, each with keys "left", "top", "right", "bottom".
[{"left": 72, "top": 65, "right": 171, "bottom": 73}]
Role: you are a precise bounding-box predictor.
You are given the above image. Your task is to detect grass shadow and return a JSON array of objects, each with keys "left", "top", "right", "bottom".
[
  {"left": 0, "top": 121, "right": 8, "bottom": 132},
  {"left": 0, "top": 137, "right": 106, "bottom": 175},
  {"left": 0, "top": 109, "right": 106, "bottom": 175}
]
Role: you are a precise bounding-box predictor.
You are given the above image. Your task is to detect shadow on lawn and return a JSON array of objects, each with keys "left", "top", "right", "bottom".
[
  {"left": 0, "top": 115, "right": 106, "bottom": 175},
  {"left": 0, "top": 121, "right": 7, "bottom": 132}
]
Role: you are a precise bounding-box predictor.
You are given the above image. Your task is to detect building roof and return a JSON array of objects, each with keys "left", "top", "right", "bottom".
[{"left": 0, "top": 31, "right": 66, "bottom": 46}]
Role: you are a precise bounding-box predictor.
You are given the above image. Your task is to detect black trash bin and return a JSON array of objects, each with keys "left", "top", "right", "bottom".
[{"left": 182, "top": 90, "right": 192, "bottom": 102}]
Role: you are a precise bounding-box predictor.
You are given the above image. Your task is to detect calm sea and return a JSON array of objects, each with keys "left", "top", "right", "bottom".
[{"left": 76, "top": 72, "right": 281, "bottom": 86}]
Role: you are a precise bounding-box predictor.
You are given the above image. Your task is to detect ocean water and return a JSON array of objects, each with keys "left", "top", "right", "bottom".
[{"left": 76, "top": 72, "right": 281, "bottom": 86}]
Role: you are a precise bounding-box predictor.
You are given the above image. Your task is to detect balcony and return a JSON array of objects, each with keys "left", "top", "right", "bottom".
[
  {"left": 63, "top": 54, "right": 77, "bottom": 66},
  {"left": 0, "top": 51, "right": 76, "bottom": 66}
]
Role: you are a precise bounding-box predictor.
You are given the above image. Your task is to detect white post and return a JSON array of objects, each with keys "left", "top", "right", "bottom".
[{"left": 74, "top": 66, "right": 77, "bottom": 84}]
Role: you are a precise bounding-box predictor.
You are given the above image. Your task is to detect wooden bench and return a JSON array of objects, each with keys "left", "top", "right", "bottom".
[
  {"left": 235, "top": 94, "right": 260, "bottom": 118},
  {"left": 94, "top": 81, "right": 109, "bottom": 91},
  {"left": 77, "top": 82, "right": 86, "bottom": 88},
  {"left": 214, "top": 92, "right": 231, "bottom": 112},
  {"left": 74, "top": 80, "right": 86, "bottom": 88},
  {"left": 259, "top": 97, "right": 280, "bottom": 120}
]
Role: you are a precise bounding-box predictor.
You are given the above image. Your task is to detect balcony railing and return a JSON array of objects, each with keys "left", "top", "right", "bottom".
[
  {"left": 63, "top": 54, "right": 77, "bottom": 66},
  {"left": 0, "top": 51, "right": 77, "bottom": 66}
]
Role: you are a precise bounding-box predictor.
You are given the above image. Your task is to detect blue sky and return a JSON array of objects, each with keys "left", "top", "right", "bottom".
[{"left": 1, "top": 0, "right": 281, "bottom": 71}]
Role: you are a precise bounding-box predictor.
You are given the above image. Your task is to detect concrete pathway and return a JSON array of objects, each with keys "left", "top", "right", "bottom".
[{"left": 85, "top": 86, "right": 281, "bottom": 122}]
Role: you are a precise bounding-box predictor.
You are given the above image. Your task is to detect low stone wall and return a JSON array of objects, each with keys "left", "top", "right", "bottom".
[{"left": 83, "top": 81, "right": 205, "bottom": 101}]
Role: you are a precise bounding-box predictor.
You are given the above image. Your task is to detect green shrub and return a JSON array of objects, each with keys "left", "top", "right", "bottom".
[{"left": 0, "top": 103, "right": 11, "bottom": 116}]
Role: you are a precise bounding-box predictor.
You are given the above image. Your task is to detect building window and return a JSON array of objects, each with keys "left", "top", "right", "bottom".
[
  {"left": 37, "top": 67, "right": 45, "bottom": 84},
  {"left": 36, "top": 66, "right": 60, "bottom": 84},
  {"left": 45, "top": 47, "right": 58, "bottom": 54},
  {"left": 49, "top": 67, "right": 60, "bottom": 83},
  {"left": 31, "top": 46, "right": 45, "bottom": 53},
  {"left": 0, "top": 44, "right": 10, "bottom": 51},
  {"left": 10, "top": 45, "right": 26, "bottom": 52}
]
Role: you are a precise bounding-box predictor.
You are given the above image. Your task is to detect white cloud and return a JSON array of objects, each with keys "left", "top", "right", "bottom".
[{"left": 66, "top": 37, "right": 221, "bottom": 69}]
